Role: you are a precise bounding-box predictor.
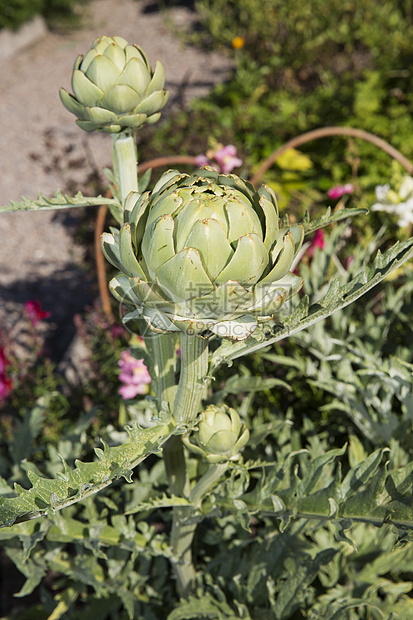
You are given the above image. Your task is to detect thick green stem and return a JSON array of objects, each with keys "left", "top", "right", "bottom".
[
  {"left": 170, "top": 462, "right": 228, "bottom": 598},
  {"left": 112, "top": 132, "right": 139, "bottom": 205},
  {"left": 173, "top": 334, "right": 209, "bottom": 425},
  {"left": 189, "top": 462, "right": 228, "bottom": 505},
  {"left": 162, "top": 334, "right": 209, "bottom": 597},
  {"left": 144, "top": 334, "right": 185, "bottom": 495}
]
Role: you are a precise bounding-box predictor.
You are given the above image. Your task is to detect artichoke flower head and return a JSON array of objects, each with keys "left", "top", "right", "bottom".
[
  {"left": 103, "top": 168, "right": 304, "bottom": 340},
  {"left": 59, "top": 35, "right": 168, "bottom": 133},
  {"left": 183, "top": 404, "right": 250, "bottom": 463}
]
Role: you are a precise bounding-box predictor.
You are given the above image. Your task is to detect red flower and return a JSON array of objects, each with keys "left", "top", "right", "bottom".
[
  {"left": 25, "top": 300, "right": 51, "bottom": 326},
  {"left": 308, "top": 229, "right": 325, "bottom": 258}
]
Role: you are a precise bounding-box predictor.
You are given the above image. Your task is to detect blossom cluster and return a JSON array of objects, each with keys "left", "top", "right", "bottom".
[
  {"left": 372, "top": 176, "right": 413, "bottom": 227},
  {"left": 118, "top": 348, "right": 151, "bottom": 399},
  {"left": 195, "top": 143, "right": 242, "bottom": 174},
  {"left": 0, "top": 299, "right": 50, "bottom": 401},
  {"left": 0, "top": 343, "right": 12, "bottom": 401}
]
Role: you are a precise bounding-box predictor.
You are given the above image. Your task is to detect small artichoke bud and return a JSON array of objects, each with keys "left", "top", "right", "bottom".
[
  {"left": 185, "top": 405, "right": 250, "bottom": 463},
  {"left": 59, "top": 35, "right": 169, "bottom": 133},
  {"left": 103, "top": 168, "right": 304, "bottom": 340}
]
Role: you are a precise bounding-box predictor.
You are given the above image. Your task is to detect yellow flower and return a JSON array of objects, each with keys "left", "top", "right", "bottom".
[{"left": 232, "top": 36, "right": 245, "bottom": 49}]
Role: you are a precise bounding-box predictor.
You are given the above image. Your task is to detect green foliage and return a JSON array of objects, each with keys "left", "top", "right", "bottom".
[
  {"left": 210, "top": 234, "right": 413, "bottom": 370},
  {"left": 145, "top": 0, "right": 413, "bottom": 222},
  {"left": 3, "top": 6, "right": 413, "bottom": 614},
  {"left": 0, "top": 0, "right": 82, "bottom": 30},
  {"left": 0, "top": 416, "right": 176, "bottom": 527}
]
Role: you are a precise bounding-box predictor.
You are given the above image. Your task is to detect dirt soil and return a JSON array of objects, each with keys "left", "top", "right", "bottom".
[{"left": 0, "top": 0, "right": 232, "bottom": 358}]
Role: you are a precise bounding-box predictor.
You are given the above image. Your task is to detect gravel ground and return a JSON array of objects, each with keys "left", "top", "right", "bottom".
[{"left": 0, "top": 0, "right": 232, "bottom": 359}]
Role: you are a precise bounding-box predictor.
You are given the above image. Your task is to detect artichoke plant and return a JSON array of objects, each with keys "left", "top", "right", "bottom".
[
  {"left": 183, "top": 405, "right": 250, "bottom": 463},
  {"left": 59, "top": 35, "right": 168, "bottom": 133},
  {"left": 102, "top": 168, "right": 304, "bottom": 340}
]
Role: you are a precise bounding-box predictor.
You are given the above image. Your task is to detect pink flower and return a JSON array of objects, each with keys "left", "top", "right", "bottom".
[
  {"left": 307, "top": 229, "right": 325, "bottom": 258},
  {"left": 213, "top": 145, "right": 243, "bottom": 173},
  {"left": 118, "top": 349, "right": 151, "bottom": 399},
  {"left": 111, "top": 324, "right": 125, "bottom": 339},
  {"left": 0, "top": 374, "right": 13, "bottom": 400},
  {"left": 195, "top": 154, "right": 210, "bottom": 167},
  {"left": 0, "top": 348, "right": 10, "bottom": 374},
  {"left": 25, "top": 300, "right": 51, "bottom": 326},
  {"left": 0, "top": 348, "right": 13, "bottom": 401},
  {"left": 195, "top": 143, "right": 243, "bottom": 174},
  {"left": 327, "top": 183, "right": 354, "bottom": 200}
]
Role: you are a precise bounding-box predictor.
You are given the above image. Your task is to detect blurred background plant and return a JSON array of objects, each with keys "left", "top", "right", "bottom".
[
  {"left": 0, "top": 0, "right": 87, "bottom": 31},
  {"left": 139, "top": 0, "right": 413, "bottom": 235}
]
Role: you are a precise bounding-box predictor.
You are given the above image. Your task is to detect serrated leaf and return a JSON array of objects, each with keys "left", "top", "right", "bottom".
[
  {"left": 303, "top": 206, "right": 368, "bottom": 235},
  {"left": 214, "top": 447, "right": 413, "bottom": 533},
  {"left": 0, "top": 418, "right": 176, "bottom": 528},
  {"left": 272, "top": 548, "right": 337, "bottom": 618},
  {"left": 125, "top": 492, "right": 190, "bottom": 515},
  {"left": 0, "top": 190, "right": 121, "bottom": 213},
  {"left": 210, "top": 238, "right": 413, "bottom": 371}
]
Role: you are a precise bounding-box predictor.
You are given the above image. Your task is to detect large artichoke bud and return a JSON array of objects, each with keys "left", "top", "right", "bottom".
[
  {"left": 183, "top": 405, "right": 250, "bottom": 463},
  {"left": 59, "top": 35, "right": 168, "bottom": 133},
  {"left": 102, "top": 168, "right": 304, "bottom": 340}
]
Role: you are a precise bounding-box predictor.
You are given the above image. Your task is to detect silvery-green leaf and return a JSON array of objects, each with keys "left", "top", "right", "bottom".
[
  {"left": 247, "top": 287, "right": 285, "bottom": 315},
  {"left": 189, "top": 280, "right": 253, "bottom": 319},
  {"left": 147, "top": 60, "right": 166, "bottom": 95},
  {"left": 59, "top": 88, "right": 86, "bottom": 118},
  {"left": 84, "top": 106, "right": 118, "bottom": 124},
  {"left": 123, "top": 191, "right": 141, "bottom": 222},
  {"left": 145, "top": 112, "right": 162, "bottom": 125},
  {"left": 101, "top": 232, "right": 122, "bottom": 271},
  {"left": 77, "top": 120, "right": 113, "bottom": 132},
  {"left": 132, "top": 278, "right": 174, "bottom": 312},
  {"left": 156, "top": 248, "right": 213, "bottom": 302},
  {"left": 142, "top": 214, "right": 175, "bottom": 279},
  {"left": 0, "top": 417, "right": 176, "bottom": 527},
  {"left": 117, "top": 56, "right": 151, "bottom": 95},
  {"left": 215, "top": 234, "right": 268, "bottom": 287},
  {"left": 257, "top": 189, "right": 279, "bottom": 250},
  {"left": 125, "top": 43, "right": 146, "bottom": 63},
  {"left": 102, "top": 39, "right": 126, "bottom": 70},
  {"left": 225, "top": 196, "right": 262, "bottom": 243},
  {"left": 79, "top": 49, "right": 95, "bottom": 72},
  {"left": 174, "top": 200, "right": 227, "bottom": 250},
  {"left": 211, "top": 238, "right": 413, "bottom": 367},
  {"left": 119, "top": 223, "right": 146, "bottom": 278},
  {"left": 99, "top": 84, "right": 140, "bottom": 114},
  {"left": 0, "top": 191, "right": 120, "bottom": 214},
  {"left": 142, "top": 307, "right": 178, "bottom": 332},
  {"left": 289, "top": 224, "right": 304, "bottom": 255},
  {"left": 133, "top": 90, "right": 167, "bottom": 116},
  {"left": 85, "top": 55, "right": 120, "bottom": 92},
  {"left": 72, "top": 70, "right": 103, "bottom": 106},
  {"left": 260, "top": 232, "right": 296, "bottom": 285},
  {"left": 185, "top": 218, "right": 233, "bottom": 281},
  {"left": 118, "top": 112, "right": 147, "bottom": 128},
  {"left": 210, "top": 314, "right": 258, "bottom": 340},
  {"left": 146, "top": 191, "right": 183, "bottom": 232}
]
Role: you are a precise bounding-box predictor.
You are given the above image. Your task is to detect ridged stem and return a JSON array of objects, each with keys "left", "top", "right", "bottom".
[
  {"left": 112, "top": 132, "right": 139, "bottom": 205},
  {"left": 162, "top": 334, "right": 209, "bottom": 597},
  {"left": 144, "top": 333, "right": 177, "bottom": 411},
  {"left": 170, "top": 462, "right": 228, "bottom": 599},
  {"left": 173, "top": 334, "right": 209, "bottom": 425}
]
